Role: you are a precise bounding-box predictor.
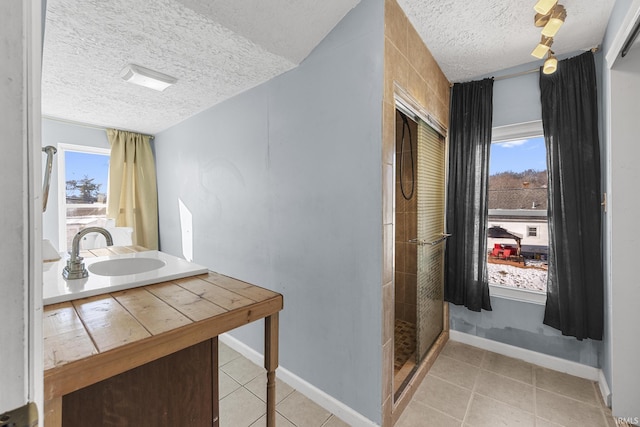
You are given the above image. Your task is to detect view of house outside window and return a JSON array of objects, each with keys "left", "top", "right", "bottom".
[
  {"left": 64, "top": 149, "right": 110, "bottom": 250},
  {"left": 487, "top": 136, "right": 548, "bottom": 293}
]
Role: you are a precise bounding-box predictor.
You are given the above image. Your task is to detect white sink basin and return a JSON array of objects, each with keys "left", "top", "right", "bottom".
[
  {"left": 43, "top": 250, "right": 209, "bottom": 305},
  {"left": 88, "top": 257, "right": 166, "bottom": 276}
]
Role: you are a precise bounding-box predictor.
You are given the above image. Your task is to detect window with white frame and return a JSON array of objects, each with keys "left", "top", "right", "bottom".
[
  {"left": 487, "top": 122, "right": 548, "bottom": 301},
  {"left": 58, "top": 143, "right": 110, "bottom": 251}
]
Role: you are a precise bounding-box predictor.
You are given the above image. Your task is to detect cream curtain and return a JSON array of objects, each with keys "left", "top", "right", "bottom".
[{"left": 106, "top": 129, "right": 159, "bottom": 250}]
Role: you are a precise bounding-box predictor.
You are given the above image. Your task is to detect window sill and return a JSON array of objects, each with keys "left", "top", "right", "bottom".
[{"left": 489, "top": 283, "right": 546, "bottom": 305}]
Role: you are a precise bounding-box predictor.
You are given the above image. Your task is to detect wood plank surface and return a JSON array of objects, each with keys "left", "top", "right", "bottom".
[
  {"left": 204, "top": 272, "right": 278, "bottom": 300},
  {"left": 44, "top": 297, "right": 282, "bottom": 400},
  {"left": 102, "top": 245, "right": 135, "bottom": 255},
  {"left": 176, "top": 276, "right": 256, "bottom": 310},
  {"left": 112, "top": 288, "right": 192, "bottom": 335},
  {"left": 85, "top": 247, "right": 115, "bottom": 257},
  {"left": 43, "top": 303, "right": 98, "bottom": 370},
  {"left": 72, "top": 294, "right": 151, "bottom": 352},
  {"left": 146, "top": 282, "right": 228, "bottom": 321}
]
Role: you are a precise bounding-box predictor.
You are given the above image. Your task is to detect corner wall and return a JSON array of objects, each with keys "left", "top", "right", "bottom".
[{"left": 155, "top": 1, "right": 385, "bottom": 423}]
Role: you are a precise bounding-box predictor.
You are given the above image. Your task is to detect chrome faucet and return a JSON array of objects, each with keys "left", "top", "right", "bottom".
[{"left": 63, "top": 227, "right": 114, "bottom": 280}]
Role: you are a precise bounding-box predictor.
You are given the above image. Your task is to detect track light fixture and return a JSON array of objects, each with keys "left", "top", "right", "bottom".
[
  {"left": 531, "top": 2, "right": 566, "bottom": 74},
  {"left": 543, "top": 51, "right": 558, "bottom": 75}
]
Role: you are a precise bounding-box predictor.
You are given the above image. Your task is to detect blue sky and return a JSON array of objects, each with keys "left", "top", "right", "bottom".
[
  {"left": 490, "top": 136, "right": 547, "bottom": 174},
  {"left": 65, "top": 151, "right": 110, "bottom": 194}
]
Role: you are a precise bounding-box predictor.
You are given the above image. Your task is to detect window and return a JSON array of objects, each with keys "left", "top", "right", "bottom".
[
  {"left": 58, "top": 144, "right": 110, "bottom": 251},
  {"left": 487, "top": 122, "right": 548, "bottom": 300}
]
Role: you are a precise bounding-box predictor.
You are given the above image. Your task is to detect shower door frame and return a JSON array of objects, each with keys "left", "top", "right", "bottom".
[{"left": 391, "top": 90, "right": 450, "bottom": 423}]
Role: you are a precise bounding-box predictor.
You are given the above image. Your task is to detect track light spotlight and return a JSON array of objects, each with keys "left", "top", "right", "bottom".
[
  {"left": 543, "top": 51, "right": 558, "bottom": 75},
  {"left": 534, "top": 0, "right": 557, "bottom": 15},
  {"left": 531, "top": 36, "right": 554, "bottom": 59},
  {"left": 541, "top": 5, "right": 567, "bottom": 37}
]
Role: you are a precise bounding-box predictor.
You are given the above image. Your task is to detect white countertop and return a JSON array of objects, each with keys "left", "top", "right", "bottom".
[{"left": 43, "top": 250, "right": 208, "bottom": 305}]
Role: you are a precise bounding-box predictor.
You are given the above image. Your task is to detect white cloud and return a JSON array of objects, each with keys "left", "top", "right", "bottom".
[{"left": 497, "top": 139, "right": 527, "bottom": 148}]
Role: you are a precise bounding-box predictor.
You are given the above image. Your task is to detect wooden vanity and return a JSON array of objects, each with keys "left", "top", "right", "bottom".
[{"left": 43, "top": 246, "right": 283, "bottom": 427}]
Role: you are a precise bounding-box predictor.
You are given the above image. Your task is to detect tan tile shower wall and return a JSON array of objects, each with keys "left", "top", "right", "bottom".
[
  {"left": 395, "top": 113, "right": 418, "bottom": 325},
  {"left": 381, "top": 0, "right": 450, "bottom": 424}
]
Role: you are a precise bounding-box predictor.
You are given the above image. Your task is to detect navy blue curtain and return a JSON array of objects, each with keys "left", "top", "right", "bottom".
[
  {"left": 539, "top": 52, "right": 604, "bottom": 340},
  {"left": 445, "top": 78, "right": 494, "bottom": 312}
]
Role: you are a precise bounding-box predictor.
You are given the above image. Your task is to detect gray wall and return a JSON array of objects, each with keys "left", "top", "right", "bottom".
[
  {"left": 41, "top": 118, "right": 111, "bottom": 251},
  {"left": 451, "top": 60, "right": 604, "bottom": 367},
  {"left": 155, "top": 0, "right": 384, "bottom": 422},
  {"left": 1, "top": 0, "right": 31, "bottom": 412},
  {"left": 601, "top": 0, "right": 640, "bottom": 417}
]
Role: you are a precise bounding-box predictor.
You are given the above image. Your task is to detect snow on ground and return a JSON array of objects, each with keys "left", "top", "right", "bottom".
[{"left": 487, "top": 262, "right": 547, "bottom": 292}]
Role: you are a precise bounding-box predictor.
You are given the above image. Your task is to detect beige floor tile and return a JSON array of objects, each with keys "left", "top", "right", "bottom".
[
  {"left": 535, "top": 367, "right": 600, "bottom": 406},
  {"left": 321, "top": 414, "right": 351, "bottom": 427},
  {"left": 396, "top": 401, "right": 462, "bottom": 427},
  {"left": 480, "top": 352, "right": 534, "bottom": 385},
  {"left": 245, "top": 374, "right": 295, "bottom": 404},
  {"left": 430, "top": 355, "right": 480, "bottom": 390},
  {"left": 536, "top": 389, "right": 607, "bottom": 427},
  {"left": 442, "top": 341, "right": 486, "bottom": 367},
  {"left": 219, "top": 370, "right": 241, "bottom": 399},
  {"left": 474, "top": 370, "right": 534, "bottom": 413},
  {"left": 534, "top": 418, "right": 564, "bottom": 427},
  {"left": 220, "top": 355, "right": 265, "bottom": 385},
  {"left": 412, "top": 374, "right": 471, "bottom": 420},
  {"left": 277, "top": 391, "right": 332, "bottom": 427},
  {"left": 249, "top": 412, "right": 296, "bottom": 427},
  {"left": 465, "top": 394, "right": 535, "bottom": 427},
  {"left": 220, "top": 387, "right": 266, "bottom": 427},
  {"left": 219, "top": 342, "right": 242, "bottom": 366}
]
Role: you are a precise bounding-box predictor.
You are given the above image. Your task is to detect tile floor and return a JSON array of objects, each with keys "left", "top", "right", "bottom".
[
  {"left": 220, "top": 339, "right": 619, "bottom": 427},
  {"left": 218, "top": 342, "right": 349, "bottom": 427},
  {"left": 396, "top": 341, "right": 618, "bottom": 427}
]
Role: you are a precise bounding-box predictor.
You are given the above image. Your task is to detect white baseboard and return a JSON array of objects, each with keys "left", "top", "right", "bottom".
[
  {"left": 449, "top": 330, "right": 611, "bottom": 406},
  {"left": 218, "top": 334, "right": 379, "bottom": 427}
]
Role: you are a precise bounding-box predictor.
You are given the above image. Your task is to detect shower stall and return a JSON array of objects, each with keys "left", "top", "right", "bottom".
[{"left": 393, "top": 106, "right": 448, "bottom": 399}]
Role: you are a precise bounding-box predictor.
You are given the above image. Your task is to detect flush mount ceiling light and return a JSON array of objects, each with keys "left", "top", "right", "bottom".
[
  {"left": 536, "top": 4, "right": 567, "bottom": 38},
  {"left": 120, "top": 64, "right": 177, "bottom": 91},
  {"left": 533, "top": 0, "right": 557, "bottom": 15},
  {"left": 543, "top": 51, "right": 558, "bottom": 74},
  {"left": 531, "top": 35, "right": 554, "bottom": 59}
]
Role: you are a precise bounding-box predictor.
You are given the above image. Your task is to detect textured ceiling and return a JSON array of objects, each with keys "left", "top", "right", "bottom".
[
  {"left": 41, "top": 0, "right": 360, "bottom": 134},
  {"left": 397, "top": 0, "right": 616, "bottom": 83},
  {"left": 42, "top": 0, "right": 617, "bottom": 134}
]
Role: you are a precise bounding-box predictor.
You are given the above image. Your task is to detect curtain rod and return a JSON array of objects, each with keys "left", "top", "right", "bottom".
[
  {"left": 42, "top": 115, "right": 154, "bottom": 139},
  {"left": 452, "top": 46, "right": 601, "bottom": 85}
]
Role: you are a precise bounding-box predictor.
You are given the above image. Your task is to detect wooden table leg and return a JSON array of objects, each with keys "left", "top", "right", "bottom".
[
  {"left": 265, "top": 313, "right": 279, "bottom": 427},
  {"left": 212, "top": 337, "right": 219, "bottom": 427},
  {"left": 44, "top": 396, "right": 62, "bottom": 427}
]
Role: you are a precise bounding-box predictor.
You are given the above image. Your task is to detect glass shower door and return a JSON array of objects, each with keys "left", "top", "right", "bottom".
[{"left": 415, "top": 121, "right": 447, "bottom": 362}]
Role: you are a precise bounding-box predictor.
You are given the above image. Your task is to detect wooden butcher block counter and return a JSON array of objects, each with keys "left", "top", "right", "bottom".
[{"left": 43, "top": 246, "right": 283, "bottom": 427}]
